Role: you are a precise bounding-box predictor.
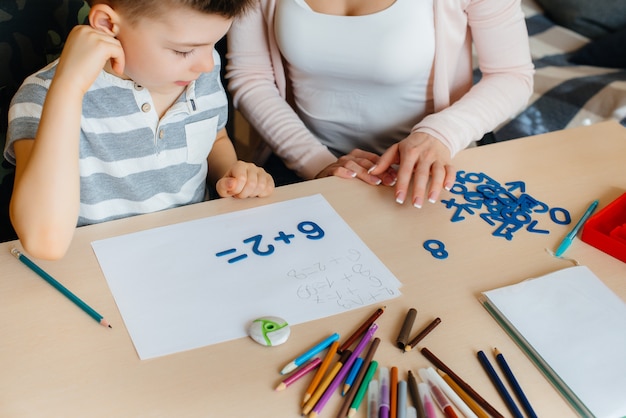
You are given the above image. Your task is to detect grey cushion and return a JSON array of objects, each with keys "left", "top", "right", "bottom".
[
  {"left": 535, "top": 0, "right": 626, "bottom": 39},
  {"left": 570, "top": 27, "right": 626, "bottom": 69}
]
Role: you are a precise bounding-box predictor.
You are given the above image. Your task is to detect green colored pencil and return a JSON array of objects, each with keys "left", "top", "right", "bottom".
[{"left": 348, "top": 360, "right": 378, "bottom": 417}]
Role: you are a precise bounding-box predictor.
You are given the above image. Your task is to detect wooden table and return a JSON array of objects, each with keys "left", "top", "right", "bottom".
[{"left": 2, "top": 120, "right": 625, "bottom": 417}]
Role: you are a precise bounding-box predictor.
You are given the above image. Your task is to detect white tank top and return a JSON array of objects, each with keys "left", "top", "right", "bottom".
[{"left": 275, "top": 0, "right": 434, "bottom": 156}]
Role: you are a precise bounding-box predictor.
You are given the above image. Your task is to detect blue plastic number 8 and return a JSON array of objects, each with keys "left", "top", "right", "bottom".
[{"left": 423, "top": 239, "right": 449, "bottom": 259}]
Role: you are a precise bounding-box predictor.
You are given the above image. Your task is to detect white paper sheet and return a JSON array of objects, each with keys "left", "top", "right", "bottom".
[
  {"left": 482, "top": 266, "right": 626, "bottom": 418},
  {"left": 92, "top": 194, "right": 401, "bottom": 359}
]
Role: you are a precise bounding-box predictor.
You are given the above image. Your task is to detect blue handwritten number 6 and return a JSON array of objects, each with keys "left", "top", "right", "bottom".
[
  {"left": 243, "top": 235, "right": 275, "bottom": 256},
  {"left": 298, "top": 221, "right": 325, "bottom": 240}
]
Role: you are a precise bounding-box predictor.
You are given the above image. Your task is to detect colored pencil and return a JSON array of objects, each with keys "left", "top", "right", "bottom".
[
  {"left": 302, "top": 350, "right": 352, "bottom": 415},
  {"left": 420, "top": 347, "right": 504, "bottom": 418},
  {"left": 343, "top": 356, "right": 363, "bottom": 395},
  {"left": 336, "top": 337, "right": 381, "bottom": 418},
  {"left": 338, "top": 307, "right": 384, "bottom": 353},
  {"left": 437, "top": 369, "right": 489, "bottom": 418},
  {"left": 477, "top": 350, "right": 523, "bottom": 418},
  {"left": 311, "top": 324, "right": 378, "bottom": 417},
  {"left": 348, "top": 360, "right": 379, "bottom": 418},
  {"left": 281, "top": 332, "right": 339, "bottom": 375},
  {"left": 303, "top": 340, "right": 339, "bottom": 405},
  {"left": 494, "top": 348, "right": 537, "bottom": 418},
  {"left": 404, "top": 317, "right": 441, "bottom": 352},
  {"left": 275, "top": 357, "right": 321, "bottom": 391},
  {"left": 396, "top": 308, "right": 417, "bottom": 350},
  {"left": 390, "top": 366, "right": 398, "bottom": 418},
  {"left": 11, "top": 248, "right": 111, "bottom": 328}
]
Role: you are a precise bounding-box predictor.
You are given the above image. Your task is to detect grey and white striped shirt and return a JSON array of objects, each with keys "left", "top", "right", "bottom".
[{"left": 5, "top": 49, "right": 228, "bottom": 226}]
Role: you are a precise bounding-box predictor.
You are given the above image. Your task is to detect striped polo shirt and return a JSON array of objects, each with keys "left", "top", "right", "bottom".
[{"left": 5, "top": 49, "right": 228, "bottom": 226}]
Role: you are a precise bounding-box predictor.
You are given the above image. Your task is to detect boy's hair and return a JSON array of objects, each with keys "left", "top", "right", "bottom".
[{"left": 87, "top": 0, "right": 253, "bottom": 19}]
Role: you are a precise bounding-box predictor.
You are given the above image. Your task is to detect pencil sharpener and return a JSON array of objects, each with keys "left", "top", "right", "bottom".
[{"left": 248, "top": 316, "right": 290, "bottom": 347}]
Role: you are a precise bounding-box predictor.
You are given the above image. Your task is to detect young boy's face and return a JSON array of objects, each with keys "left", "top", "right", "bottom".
[{"left": 114, "top": 6, "right": 232, "bottom": 95}]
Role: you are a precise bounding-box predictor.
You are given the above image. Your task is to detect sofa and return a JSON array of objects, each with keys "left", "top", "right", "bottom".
[{"left": 493, "top": 0, "right": 626, "bottom": 141}]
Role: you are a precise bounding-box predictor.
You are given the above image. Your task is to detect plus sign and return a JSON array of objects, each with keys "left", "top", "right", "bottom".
[{"left": 274, "top": 231, "right": 295, "bottom": 244}]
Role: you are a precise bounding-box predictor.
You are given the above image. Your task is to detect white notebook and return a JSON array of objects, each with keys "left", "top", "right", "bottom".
[{"left": 480, "top": 266, "right": 626, "bottom": 418}]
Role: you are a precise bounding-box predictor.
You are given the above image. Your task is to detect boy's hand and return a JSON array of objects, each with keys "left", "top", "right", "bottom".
[
  {"left": 54, "top": 25, "right": 125, "bottom": 94},
  {"left": 215, "top": 161, "right": 275, "bottom": 198}
]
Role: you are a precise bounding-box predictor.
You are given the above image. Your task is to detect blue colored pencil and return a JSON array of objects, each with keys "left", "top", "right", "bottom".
[
  {"left": 343, "top": 356, "right": 363, "bottom": 395},
  {"left": 11, "top": 248, "right": 111, "bottom": 327},
  {"left": 494, "top": 348, "right": 537, "bottom": 418},
  {"left": 280, "top": 332, "right": 340, "bottom": 374},
  {"left": 477, "top": 350, "right": 523, "bottom": 418}
]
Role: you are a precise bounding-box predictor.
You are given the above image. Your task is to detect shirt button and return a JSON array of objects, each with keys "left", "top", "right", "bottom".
[
  {"left": 141, "top": 103, "right": 151, "bottom": 112},
  {"left": 134, "top": 83, "right": 144, "bottom": 91},
  {"left": 159, "top": 129, "right": 165, "bottom": 139}
]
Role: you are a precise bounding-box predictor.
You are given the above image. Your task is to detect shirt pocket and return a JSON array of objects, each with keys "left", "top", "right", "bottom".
[{"left": 185, "top": 116, "right": 218, "bottom": 164}]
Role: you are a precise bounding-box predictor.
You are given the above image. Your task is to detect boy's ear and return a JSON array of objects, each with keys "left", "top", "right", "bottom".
[{"left": 89, "top": 4, "right": 122, "bottom": 36}]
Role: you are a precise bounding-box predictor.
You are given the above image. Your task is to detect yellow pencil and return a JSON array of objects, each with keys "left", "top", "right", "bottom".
[
  {"left": 437, "top": 369, "right": 490, "bottom": 418},
  {"left": 302, "top": 349, "right": 351, "bottom": 415},
  {"left": 302, "top": 340, "right": 339, "bottom": 405}
]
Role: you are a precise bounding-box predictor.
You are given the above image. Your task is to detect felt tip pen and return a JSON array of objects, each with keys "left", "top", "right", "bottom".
[
  {"left": 280, "top": 332, "right": 339, "bottom": 374},
  {"left": 555, "top": 199, "right": 599, "bottom": 257},
  {"left": 418, "top": 382, "right": 438, "bottom": 418},
  {"left": 368, "top": 379, "right": 379, "bottom": 418},
  {"left": 378, "top": 367, "right": 390, "bottom": 418},
  {"left": 418, "top": 368, "right": 458, "bottom": 418}
]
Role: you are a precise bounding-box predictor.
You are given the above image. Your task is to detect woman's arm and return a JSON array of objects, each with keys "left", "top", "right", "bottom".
[
  {"left": 226, "top": 1, "right": 337, "bottom": 179},
  {"left": 414, "top": 0, "right": 534, "bottom": 155}
]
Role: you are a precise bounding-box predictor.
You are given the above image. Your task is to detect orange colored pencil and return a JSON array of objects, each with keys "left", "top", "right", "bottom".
[
  {"left": 302, "top": 340, "right": 339, "bottom": 405},
  {"left": 390, "top": 366, "right": 398, "bottom": 418},
  {"left": 302, "top": 350, "right": 352, "bottom": 416}
]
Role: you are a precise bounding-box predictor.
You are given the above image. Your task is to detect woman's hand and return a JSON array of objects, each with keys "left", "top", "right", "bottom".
[
  {"left": 369, "top": 132, "right": 456, "bottom": 208},
  {"left": 315, "top": 149, "right": 397, "bottom": 186}
]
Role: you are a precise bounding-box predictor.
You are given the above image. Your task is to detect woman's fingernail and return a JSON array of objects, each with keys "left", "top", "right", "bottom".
[
  {"left": 413, "top": 197, "right": 423, "bottom": 209},
  {"left": 396, "top": 191, "right": 405, "bottom": 205},
  {"left": 368, "top": 164, "right": 377, "bottom": 174}
]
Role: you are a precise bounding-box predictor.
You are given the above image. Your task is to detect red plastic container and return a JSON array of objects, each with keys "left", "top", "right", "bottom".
[{"left": 581, "top": 192, "right": 626, "bottom": 263}]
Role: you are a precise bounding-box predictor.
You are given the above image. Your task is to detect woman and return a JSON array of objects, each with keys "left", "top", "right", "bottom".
[{"left": 226, "top": 0, "right": 534, "bottom": 208}]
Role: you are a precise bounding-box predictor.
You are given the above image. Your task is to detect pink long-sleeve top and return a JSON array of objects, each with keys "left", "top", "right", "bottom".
[{"left": 226, "top": 0, "right": 534, "bottom": 180}]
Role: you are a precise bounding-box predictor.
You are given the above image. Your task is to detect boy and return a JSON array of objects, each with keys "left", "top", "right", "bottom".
[{"left": 4, "top": 0, "right": 274, "bottom": 260}]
